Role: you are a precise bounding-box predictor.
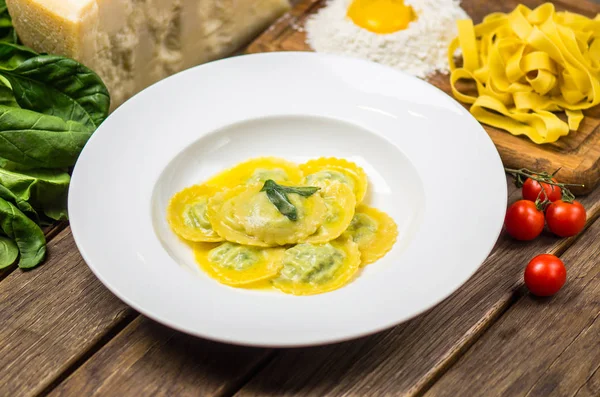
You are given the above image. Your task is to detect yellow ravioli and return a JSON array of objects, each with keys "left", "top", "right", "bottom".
[
  {"left": 233, "top": 183, "right": 327, "bottom": 246},
  {"left": 194, "top": 242, "right": 285, "bottom": 286},
  {"left": 207, "top": 185, "right": 272, "bottom": 247},
  {"left": 272, "top": 237, "right": 361, "bottom": 295},
  {"left": 204, "top": 157, "right": 304, "bottom": 189},
  {"left": 304, "top": 182, "right": 356, "bottom": 243},
  {"left": 167, "top": 184, "right": 223, "bottom": 242},
  {"left": 343, "top": 205, "right": 398, "bottom": 266},
  {"left": 300, "top": 158, "right": 368, "bottom": 204}
]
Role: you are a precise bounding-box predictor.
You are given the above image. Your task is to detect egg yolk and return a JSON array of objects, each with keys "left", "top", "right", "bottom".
[{"left": 347, "top": 0, "right": 416, "bottom": 34}]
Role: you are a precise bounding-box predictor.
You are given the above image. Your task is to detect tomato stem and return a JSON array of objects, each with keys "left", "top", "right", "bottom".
[{"left": 504, "top": 167, "right": 583, "bottom": 204}]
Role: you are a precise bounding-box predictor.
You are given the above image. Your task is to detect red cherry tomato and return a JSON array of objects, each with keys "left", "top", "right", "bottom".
[
  {"left": 504, "top": 200, "right": 545, "bottom": 241},
  {"left": 545, "top": 200, "right": 586, "bottom": 237},
  {"left": 522, "top": 177, "right": 562, "bottom": 202},
  {"left": 524, "top": 254, "right": 566, "bottom": 296}
]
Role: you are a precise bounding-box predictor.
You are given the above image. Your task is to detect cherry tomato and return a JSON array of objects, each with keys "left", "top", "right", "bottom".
[
  {"left": 545, "top": 200, "right": 586, "bottom": 237},
  {"left": 524, "top": 254, "right": 566, "bottom": 296},
  {"left": 504, "top": 200, "right": 545, "bottom": 241},
  {"left": 522, "top": 177, "right": 562, "bottom": 202}
]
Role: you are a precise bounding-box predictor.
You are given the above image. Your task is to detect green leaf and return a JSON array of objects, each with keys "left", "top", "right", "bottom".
[
  {"left": 0, "top": 42, "right": 38, "bottom": 68},
  {"left": 0, "top": 105, "right": 92, "bottom": 168},
  {"left": 0, "top": 85, "right": 17, "bottom": 107},
  {"left": 0, "top": 1, "right": 16, "bottom": 46},
  {"left": 0, "top": 168, "right": 70, "bottom": 221},
  {"left": 260, "top": 180, "right": 320, "bottom": 221},
  {"left": 0, "top": 197, "right": 45, "bottom": 268},
  {"left": 0, "top": 235, "right": 17, "bottom": 269},
  {"left": 0, "top": 55, "right": 110, "bottom": 129},
  {"left": 265, "top": 184, "right": 299, "bottom": 221},
  {"left": 278, "top": 185, "right": 321, "bottom": 197},
  {"left": 0, "top": 183, "right": 38, "bottom": 221}
]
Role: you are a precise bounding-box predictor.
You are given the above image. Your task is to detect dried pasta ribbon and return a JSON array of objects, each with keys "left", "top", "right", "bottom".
[{"left": 449, "top": 3, "right": 600, "bottom": 143}]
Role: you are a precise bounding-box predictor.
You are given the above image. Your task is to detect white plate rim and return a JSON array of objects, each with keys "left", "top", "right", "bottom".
[{"left": 68, "top": 52, "right": 507, "bottom": 347}]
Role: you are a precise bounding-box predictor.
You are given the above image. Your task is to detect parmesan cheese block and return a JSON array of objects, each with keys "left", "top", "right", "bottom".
[{"left": 6, "top": 0, "right": 290, "bottom": 109}]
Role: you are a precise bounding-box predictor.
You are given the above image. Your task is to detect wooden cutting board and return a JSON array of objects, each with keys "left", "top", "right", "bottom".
[{"left": 246, "top": 0, "right": 600, "bottom": 194}]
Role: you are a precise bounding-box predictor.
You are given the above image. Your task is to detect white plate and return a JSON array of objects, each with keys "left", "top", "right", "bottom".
[{"left": 69, "top": 52, "right": 506, "bottom": 347}]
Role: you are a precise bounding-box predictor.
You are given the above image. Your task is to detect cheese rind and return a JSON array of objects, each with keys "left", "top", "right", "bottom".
[{"left": 7, "top": 0, "right": 290, "bottom": 109}]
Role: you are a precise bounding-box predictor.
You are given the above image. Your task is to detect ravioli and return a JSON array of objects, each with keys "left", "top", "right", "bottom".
[
  {"left": 300, "top": 158, "right": 368, "bottom": 204},
  {"left": 304, "top": 182, "right": 356, "bottom": 243},
  {"left": 207, "top": 185, "right": 272, "bottom": 247},
  {"left": 343, "top": 205, "right": 398, "bottom": 266},
  {"left": 233, "top": 183, "right": 328, "bottom": 245},
  {"left": 167, "top": 184, "right": 224, "bottom": 242},
  {"left": 204, "top": 157, "right": 304, "bottom": 189},
  {"left": 194, "top": 242, "right": 285, "bottom": 286},
  {"left": 272, "top": 237, "right": 361, "bottom": 295},
  {"left": 168, "top": 156, "right": 398, "bottom": 294}
]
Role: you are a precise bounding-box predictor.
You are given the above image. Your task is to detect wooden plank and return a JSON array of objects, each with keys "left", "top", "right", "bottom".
[
  {"left": 246, "top": 0, "right": 600, "bottom": 194},
  {"left": 0, "top": 227, "right": 136, "bottom": 396},
  {"left": 0, "top": 220, "right": 68, "bottom": 281},
  {"left": 232, "top": 186, "right": 600, "bottom": 396},
  {"left": 575, "top": 365, "right": 600, "bottom": 397},
  {"left": 425, "top": 217, "right": 600, "bottom": 397},
  {"left": 45, "top": 176, "right": 509, "bottom": 395},
  {"left": 50, "top": 317, "right": 272, "bottom": 397}
]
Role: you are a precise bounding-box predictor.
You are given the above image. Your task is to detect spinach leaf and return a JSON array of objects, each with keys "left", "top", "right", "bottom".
[
  {"left": 261, "top": 180, "right": 320, "bottom": 221},
  {"left": 0, "top": 55, "right": 110, "bottom": 129},
  {"left": 0, "top": 168, "right": 69, "bottom": 220},
  {"left": 0, "top": 105, "right": 92, "bottom": 168},
  {"left": 0, "top": 84, "right": 17, "bottom": 107},
  {"left": 0, "top": 0, "right": 16, "bottom": 45},
  {"left": 0, "top": 183, "right": 37, "bottom": 221},
  {"left": 0, "top": 42, "right": 38, "bottom": 68},
  {"left": 0, "top": 197, "right": 45, "bottom": 268},
  {"left": 0, "top": 235, "right": 17, "bottom": 269}
]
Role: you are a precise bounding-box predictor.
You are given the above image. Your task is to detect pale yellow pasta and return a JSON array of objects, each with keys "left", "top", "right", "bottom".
[
  {"left": 168, "top": 156, "right": 398, "bottom": 294},
  {"left": 449, "top": 3, "right": 600, "bottom": 143},
  {"left": 233, "top": 184, "right": 328, "bottom": 246},
  {"left": 343, "top": 205, "right": 398, "bottom": 266},
  {"left": 300, "top": 158, "right": 368, "bottom": 204},
  {"left": 204, "top": 157, "right": 304, "bottom": 189},
  {"left": 167, "top": 184, "right": 224, "bottom": 242},
  {"left": 194, "top": 242, "right": 285, "bottom": 286},
  {"left": 207, "top": 185, "right": 272, "bottom": 247},
  {"left": 272, "top": 237, "right": 361, "bottom": 295},
  {"left": 304, "top": 182, "right": 356, "bottom": 243}
]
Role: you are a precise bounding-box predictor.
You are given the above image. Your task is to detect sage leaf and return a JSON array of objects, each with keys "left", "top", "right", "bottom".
[
  {"left": 0, "top": 55, "right": 110, "bottom": 129},
  {"left": 0, "top": 105, "right": 92, "bottom": 168},
  {"left": 0, "top": 197, "right": 45, "bottom": 268},
  {"left": 261, "top": 179, "right": 320, "bottom": 221},
  {"left": 278, "top": 185, "right": 321, "bottom": 197},
  {"left": 0, "top": 235, "right": 17, "bottom": 269},
  {"left": 265, "top": 186, "right": 298, "bottom": 221}
]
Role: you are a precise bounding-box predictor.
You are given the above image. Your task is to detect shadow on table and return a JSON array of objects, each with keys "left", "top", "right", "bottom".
[{"left": 141, "top": 315, "right": 419, "bottom": 396}]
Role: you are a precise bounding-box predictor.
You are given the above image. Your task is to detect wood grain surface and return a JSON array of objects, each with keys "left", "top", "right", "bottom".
[
  {"left": 3, "top": 1, "right": 600, "bottom": 395},
  {"left": 426, "top": 217, "right": 600, "bottom": 397},
  {"left": 231, "top": 184, "right": 600, "bottom": 396},
  {"left": 30, "top": 180, "right": 599, "bottom": 397},
  {"left": 0, "top": 228, "right": 135, "bottom": 396},
  {"left": 246, "top": 0, "right": 600, "bottom": 194},
  {"left": 51, "top": 317, "right": 273, "bottom": 397}
]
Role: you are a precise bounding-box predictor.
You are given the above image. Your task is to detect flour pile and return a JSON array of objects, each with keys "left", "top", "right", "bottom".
[{"left": 305, "top": 0, "right": 468, "bottom": 78}]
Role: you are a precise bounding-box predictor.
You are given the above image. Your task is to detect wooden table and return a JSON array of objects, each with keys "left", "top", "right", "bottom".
[{"left": 3, "top": 10, "right": 600, "bottom": 397}]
